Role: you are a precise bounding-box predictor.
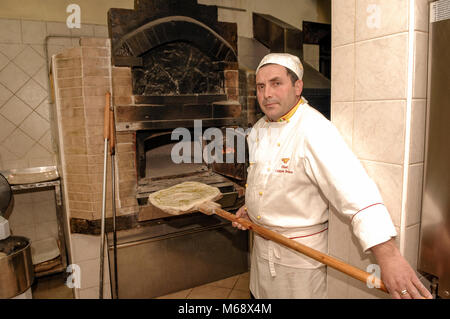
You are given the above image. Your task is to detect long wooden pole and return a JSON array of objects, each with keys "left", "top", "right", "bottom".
[
  {"left": 99, "top": 92, "right": 111, "bottom": 299},
  {"left": 198, "top": 202, "right": 388, "bottom": 294}
]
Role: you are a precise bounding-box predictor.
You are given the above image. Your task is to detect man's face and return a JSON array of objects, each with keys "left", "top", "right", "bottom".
[{"left": 256, "top": 64, "right": 303, "bottom": 121}]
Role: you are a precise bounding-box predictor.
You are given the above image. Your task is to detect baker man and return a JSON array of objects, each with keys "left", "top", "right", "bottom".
[{"left": 232, "top": 53, "right": 432, "bottom": 299}]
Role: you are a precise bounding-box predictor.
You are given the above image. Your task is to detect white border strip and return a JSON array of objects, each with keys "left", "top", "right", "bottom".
[{"left": 399, "top": 0, "right": 416, "bottom": 255}]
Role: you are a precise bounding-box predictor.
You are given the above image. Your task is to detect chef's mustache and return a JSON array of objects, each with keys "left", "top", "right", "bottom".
[{"left": 263, "top": 99, "right": 279, "bottom": 106}]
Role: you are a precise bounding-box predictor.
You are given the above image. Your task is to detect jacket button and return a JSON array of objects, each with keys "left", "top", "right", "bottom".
[
  {"left": 245, "top": 183, "right": 248, "bottom": 188},
  {"left": 259, "top": 191, "right": 263, "bottom": 196},
  {"left": 277, "top": 143, "right": 280, "bottom": 147},
  {"left": 257, "top": 215, "right": 261, "bottom": 219}
]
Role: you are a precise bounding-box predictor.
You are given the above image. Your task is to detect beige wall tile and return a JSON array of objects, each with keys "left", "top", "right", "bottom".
[
  {"left": 0, "top": 43, "right": 26, "bottom": 60},
  {"left": 2, "top": 129, "right": 35, "bottom": 158},
  {"left": 93, "top": 25, "right": 109, "bottom": 38},
  {"left": 32, "top": 66, "right": 50, "bottom": 90},
  {"left": 404, "top": 223, "right": 421, "bottom": 271},
  {"left": 79, "top": 38, "right": 109, "bottom": 48},
  {"left": 46, "top": 21, "right": 71, "bottom": 37},
  {"left": 413, "top": 31, "right": 429, "bottom": 99},
  {"left": 0, "top": 63, "right": 29, "bottom": 93},
  {"left": 0, "top": 83, "right": 13, "bottom": 107},
  {"left": 360, "top": 160, "right": 403, "bottom": 227},
  {"left": 0, "top": 114, "right": 16, "bottom": 141},
  {"left": 70, "top": 25, "right": 95, "bottom": 38},
  {"left": 355, "top": 0, "right": 408, "bottom": 42},
  {"left": 0, "top": 19, "right": 21, "bottom": 44},
  {"left": 331, "top": 44, "right": 354, "bottom": 102},
  {"left": 346, "top": 237, "right": 388, "bottom": 298},
  {"left": 355, "top": 34, "right": 408, "bottom": 101},
  {"left": 328, "top": 206, "right": 352, "bottom": 262},
  {"left": 332, "top": 0, "right": 355, "bottom": 47},
  {"left": 415, "top": 0, "right": 430, "bottom": 32},
  {"left": 28, "top": 155, "right": 55, "bottom": 167},
  {"left": 0, "top": 146, "right": 17, "bottom": 167},
  {"left": 331, "top": 101, "right": 353, "bottom": 148},
  {"left": 77, "top": 257, "right": 110, "bottom": 290},
  {"left": 16, "top": 79, "right": 47, "bottom": 109},
  {"left": 406, "top": 163, "right": 424, "bottom": 227},
  {"left": 38, "top": 129, "right": 54, "bottom": 152},
  {"left": 327, "top": 266, "right": 349, "bottom": 298},
  {"left": 0, "top": 52, "right": 8, "bottom": 71},
  {"left": 25, "top": 143, "right": 53, "bottom": 165},
  {"left": 2, "top": 158, "right": 28, "bottom": 169},
  {"left": 71, "top": 233, "right": 100, "bottom": 263},
  {"left": 409, "top": 99, "right": 426, "bottom": 163},
  {"left": 353, "top": 100, "right": 405, "bottom": 164},
  {"left": 13, "top": 46, "right": 45, "bottom": 77},
  {"left": 21, "top": 20, "right": 47, "bottom": 44}
]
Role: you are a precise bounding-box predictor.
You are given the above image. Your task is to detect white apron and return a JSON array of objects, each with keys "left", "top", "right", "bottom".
[{"left": 245, "top": 98, "right": 397, "bottom": 298}]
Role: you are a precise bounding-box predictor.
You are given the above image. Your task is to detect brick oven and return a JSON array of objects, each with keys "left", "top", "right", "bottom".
[
  {"left": 108, "top": 0, "right": 253, "bottom": 221},
  {"left": 52, "top": 0, "right": 256, "bottom": 298}
]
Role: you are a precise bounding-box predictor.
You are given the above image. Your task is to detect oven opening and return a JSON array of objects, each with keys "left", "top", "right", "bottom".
[{"left": 146, "top": 140, "right": 207, "bottom": 180}]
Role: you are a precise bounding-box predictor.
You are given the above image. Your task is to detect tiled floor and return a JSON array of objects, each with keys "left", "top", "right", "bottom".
[
  {"left": 31, "top": 273, "right": 74, "bottom": 299},
  {"left": 156, "top": 272, "right": 250, "bottom": 299},
  {"left": 31, "top": 271, "right": 250, "bottom": 299}
]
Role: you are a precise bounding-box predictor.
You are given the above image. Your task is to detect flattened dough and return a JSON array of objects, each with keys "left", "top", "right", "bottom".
[{"left": 148, "top": 181, "right": 222, "bottom": 215}]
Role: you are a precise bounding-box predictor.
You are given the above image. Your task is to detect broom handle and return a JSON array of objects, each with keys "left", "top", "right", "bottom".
[{"left": 198, "top": 203, "right": 388, "bottom": 294}]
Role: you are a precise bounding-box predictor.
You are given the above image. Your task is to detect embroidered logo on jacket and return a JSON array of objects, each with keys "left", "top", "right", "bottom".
[{"left": 276, "top": 158, "right": 293, "bottom": 174}]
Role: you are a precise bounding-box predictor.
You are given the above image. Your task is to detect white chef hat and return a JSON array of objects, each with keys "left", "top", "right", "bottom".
[{"left": 256, "top": 53, "right": 304, "bottom": 80}]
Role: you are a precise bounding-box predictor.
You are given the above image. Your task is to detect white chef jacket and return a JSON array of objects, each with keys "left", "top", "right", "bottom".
[{"left": 245, "top": 97, "right": 397, "bottom": 274}]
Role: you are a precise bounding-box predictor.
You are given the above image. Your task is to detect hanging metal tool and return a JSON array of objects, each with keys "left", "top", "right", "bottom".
[
  {"left": 109, "top": 107, "right": 119, "bottom": 299},
  {"left": 99, "top": 92, "right": 111, "bottom": 299}
]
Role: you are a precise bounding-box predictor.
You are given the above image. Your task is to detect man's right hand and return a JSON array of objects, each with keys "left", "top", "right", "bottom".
[{"left": 232, "top": 206, "right": 251, "bottom": 230}]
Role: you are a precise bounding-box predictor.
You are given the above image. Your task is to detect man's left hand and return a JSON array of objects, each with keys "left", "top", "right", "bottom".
[{"left": 370, "top": 239, "right": 433, "bottom": 299}]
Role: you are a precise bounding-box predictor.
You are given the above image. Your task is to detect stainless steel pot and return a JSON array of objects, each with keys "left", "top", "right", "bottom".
[
  {"left": 0, "top": 173, "right": 34, "bottom": 298},
  {"left": 0, "top": 173, "right": 11, "bottom": 217},
  {"left": 0, "top": 236, "right": 34, "bottom": 298}
]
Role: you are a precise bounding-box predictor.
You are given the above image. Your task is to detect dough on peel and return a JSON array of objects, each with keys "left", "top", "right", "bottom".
[{"left": 148, "top": 181, "right": 222, "bottom": 215}]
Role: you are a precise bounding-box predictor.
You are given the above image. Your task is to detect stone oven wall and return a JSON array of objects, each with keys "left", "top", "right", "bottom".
[{"left": 53, "top": 38, "right": 139, "bottom": 231}]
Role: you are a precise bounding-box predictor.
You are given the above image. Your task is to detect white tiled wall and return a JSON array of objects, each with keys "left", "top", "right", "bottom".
[
  {"left": 8, "top": 189, "right": 58, "bottom": 244},
  {"left": 0, "top": 18, "right": 108, "bottom": 170},
  {"left": 329, "top": 0, "right": 431, "bottom": 299},
  {"left": 0, "top": 17, "right": 110, "bottom": 299},
  {"left": 70, "top": 233, "right": 111, "bottom": 299}
]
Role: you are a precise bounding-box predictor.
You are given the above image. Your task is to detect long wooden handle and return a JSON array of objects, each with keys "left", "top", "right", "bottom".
[
  {"left": 104, "top": 92, "right": 111, "bottom": 140},
  {"left": 198, "top": 203, "right": 388, "bottom": 294},
  {"left": 109, "top": 109, "right": 115, "bottom": 155}
]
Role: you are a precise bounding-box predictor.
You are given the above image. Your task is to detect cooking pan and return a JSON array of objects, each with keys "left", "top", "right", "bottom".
[{"left": 0, "top": 173, "right": 12, "bottom": 217}]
